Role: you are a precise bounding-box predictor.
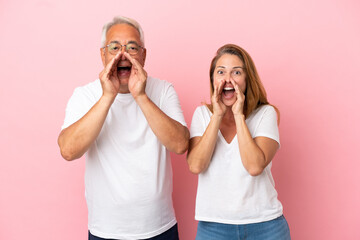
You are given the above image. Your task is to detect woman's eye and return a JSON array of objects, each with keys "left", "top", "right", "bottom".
[
  {"left": 234, "top": 71, "right": 241, "bottom": 75},
  {"left": 217, "top": 70, "right": 224, "bottom": 74}
]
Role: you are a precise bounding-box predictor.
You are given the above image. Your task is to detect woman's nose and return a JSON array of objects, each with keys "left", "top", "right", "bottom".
[{"left": 224, "top": 74, "right": 231, "bottom": 82}]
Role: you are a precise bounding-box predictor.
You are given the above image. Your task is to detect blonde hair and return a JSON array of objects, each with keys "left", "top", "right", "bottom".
[{"left": 208, "top": 44, "right": 279, "bottom": 122}]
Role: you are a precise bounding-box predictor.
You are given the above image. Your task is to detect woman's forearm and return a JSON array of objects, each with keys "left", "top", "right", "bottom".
[
  {"left": 234, "top": 114, "right": 267, "bottom": 176},
  {"left": 187, "top": 115, "right": 222, "bottom": 174}
]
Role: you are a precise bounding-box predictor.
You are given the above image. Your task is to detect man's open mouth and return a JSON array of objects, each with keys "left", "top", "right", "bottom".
[
  {"left": 117, "top": 66, "right": 132, "bottom": 71},
  {"left": 117, "top": 66, "right": 132, "bottom": 76}
]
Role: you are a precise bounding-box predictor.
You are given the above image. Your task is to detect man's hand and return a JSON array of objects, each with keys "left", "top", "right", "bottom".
[
  {"left": 99, "top": 51, "right": 122, "bottom": 100},
  {"left": 124, "top": 52, "right": 148, "bottom": 99}
]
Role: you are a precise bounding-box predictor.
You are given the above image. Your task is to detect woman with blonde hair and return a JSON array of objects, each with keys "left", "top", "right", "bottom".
[{"left": 187, "top": 44, "right": 291, "bottom": 240}]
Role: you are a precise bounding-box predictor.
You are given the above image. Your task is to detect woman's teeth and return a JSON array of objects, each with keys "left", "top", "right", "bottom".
[{"left": 223, "top": 87, "right": 234, "bottom": 91}]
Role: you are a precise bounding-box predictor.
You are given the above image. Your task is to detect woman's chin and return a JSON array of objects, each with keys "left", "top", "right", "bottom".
[{"left": 222, "top": 97, "right": 236, "bottom": 107}]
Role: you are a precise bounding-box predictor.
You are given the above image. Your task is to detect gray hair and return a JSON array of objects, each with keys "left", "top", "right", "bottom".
[{"left": 100, "top": 16, "right": 145, "bottom": 47}]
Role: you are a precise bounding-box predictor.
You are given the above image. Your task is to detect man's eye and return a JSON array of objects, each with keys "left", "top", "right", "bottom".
[
  {"left": 127, "top": 45, "right": 138, "bottom": 51},
  {"left": 109, "top": 45, "right": 119, "bottom": 51}
]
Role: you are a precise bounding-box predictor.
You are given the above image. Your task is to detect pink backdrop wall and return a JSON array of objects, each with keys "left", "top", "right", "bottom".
[{"left": 1, "top": 0, "right": 359, "bottom": 239}]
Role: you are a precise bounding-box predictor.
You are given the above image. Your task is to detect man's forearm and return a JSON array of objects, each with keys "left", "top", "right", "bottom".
[
  {"left": 58, "top": 95, "right": 114, "bottom": 161},
  {"left": 135, "top": 94, "right": 189, "bottom": 154}
]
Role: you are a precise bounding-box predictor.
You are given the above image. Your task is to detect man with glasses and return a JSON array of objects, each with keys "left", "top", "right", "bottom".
[{"left": 58, "top": 16, "right": 189, "bottom": 240}]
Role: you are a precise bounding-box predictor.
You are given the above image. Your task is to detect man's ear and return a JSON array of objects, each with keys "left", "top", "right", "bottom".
[{"left": 100, "top": 48, "right": 106, "bottom": 66}]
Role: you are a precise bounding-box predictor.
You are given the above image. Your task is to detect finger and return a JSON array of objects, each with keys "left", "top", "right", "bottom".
[
  {"left": 219, "top": 79, "right": 225, "bottom": 91},
  {"left": 231, "top": 80, "right": 243, "bottom": 97},
  {"left": 103, "top": 52, "right": 122, "bottom": 76},
  {"left": 220, "top": 79, "right": 225, "bottom": 89},
  {"left": 213, "top": 81, "right": 220, "bottom": 98},
  {"left": 214, "top": 80, "right": 222, "bottom": 94},
  {"left": 230, "top": 80, "right": 240, "bottom": 94},
  {"left": 123, "top": 52, "right": 143, "bottom": 72},
  {"left": 219, "top": 80, "right": 226, "bottom": 98},
  {"left": 215, "top": 80, "right": 224, "bottom": 100},
  {"left": 107, "top": 53, "right": 124, "bottom": 80},
  {"left": 214, "top": 88, "right": 218, "bottom": 100},
  {"left": 143, "top": 69, "right": 148, "bottom": 79},
  {"left": 123, "top": 52, "right": 137, "bottom": 67},
  {"left": 107, "top": 52, "right": 120, "bottom": 71},
  {"left": 110, "top": 51, "right": 123, "bottom": 72},
  {"left": 101, "top": 67, "right": 113, "bottom": 80},
  {"left": 230, "top": 80, "right": 237, "bottom": 90}
]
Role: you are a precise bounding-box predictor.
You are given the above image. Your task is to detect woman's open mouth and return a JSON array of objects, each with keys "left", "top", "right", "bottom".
[{"left": 222, "top": 86, "right": 235, "bottom": 99}]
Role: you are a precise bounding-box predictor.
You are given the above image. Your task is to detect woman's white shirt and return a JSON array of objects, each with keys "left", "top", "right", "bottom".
[{"left": 190, "top": 105, "right": 283, "bottom": 224}]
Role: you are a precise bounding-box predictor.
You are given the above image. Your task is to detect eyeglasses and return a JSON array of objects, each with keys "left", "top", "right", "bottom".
[{"left": 103, "top": 42, "right": 144, "bottom": 56}]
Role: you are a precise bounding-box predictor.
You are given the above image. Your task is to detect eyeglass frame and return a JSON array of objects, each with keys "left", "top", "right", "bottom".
[{"left": 102, "top": 41, "right": 145, "bottom": 56}]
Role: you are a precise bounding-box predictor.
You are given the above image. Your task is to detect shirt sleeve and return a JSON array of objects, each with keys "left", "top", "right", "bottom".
[
  {"left": 190, "top": 106, "right": 206, "bottom": 139},
  {"left": 253, "top": 106, "right": 280, "bottom": 146},
  {"left": 61, "top": 87, "right": 95, "bottom": 130},
  {"left": 160, "top": 84, "right": 187, "bottom": 127}
]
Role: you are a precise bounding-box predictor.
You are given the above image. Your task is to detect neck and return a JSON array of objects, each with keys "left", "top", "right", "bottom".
[
  {"left": 118, "top": 85, "right": 130, "bottom": 94},
  {"left": 223, "top": 107, "right": 235, "bottom": 122}
]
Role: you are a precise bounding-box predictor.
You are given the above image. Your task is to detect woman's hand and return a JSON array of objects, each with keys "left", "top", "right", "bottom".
[
  {"left": 211, "top": 80, "right": 227, "bottom": 117},
  {"left": 231, "top": 79, "right": 245, "bottom": 116}
]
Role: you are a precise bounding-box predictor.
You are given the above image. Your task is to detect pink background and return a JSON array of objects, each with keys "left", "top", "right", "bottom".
[{"left": 1, "top": 0, "right": 359, "bottom": 239}]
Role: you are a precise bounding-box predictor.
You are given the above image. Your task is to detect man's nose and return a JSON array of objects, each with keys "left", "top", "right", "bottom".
[{"left": 120, "top": 46, "right": 126, "bottom": 60}]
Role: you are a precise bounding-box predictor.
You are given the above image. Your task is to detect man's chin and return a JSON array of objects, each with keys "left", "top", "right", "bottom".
[
  {"left": 115, "top": 77, "right": 129, "bottom": 93},
  {"left": 118, "top": 77, "right": 129, "bottom": 85}
]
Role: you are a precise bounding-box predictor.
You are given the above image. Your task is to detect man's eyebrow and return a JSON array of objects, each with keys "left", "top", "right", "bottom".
[
  {"left": 109, "top": 40, "right": 140, "bottom": 45},
  {"left": 127, "top": 40, "right": 140, "bottom": 45}
]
